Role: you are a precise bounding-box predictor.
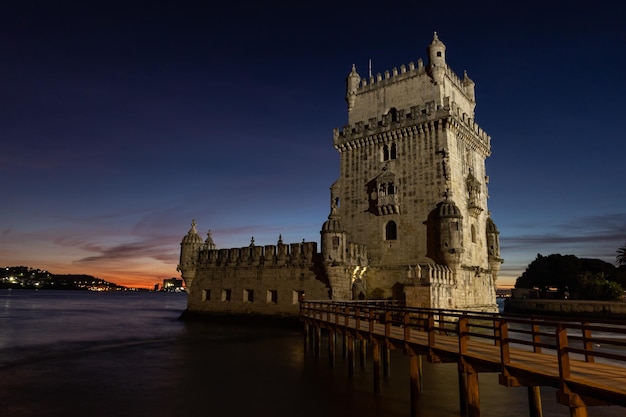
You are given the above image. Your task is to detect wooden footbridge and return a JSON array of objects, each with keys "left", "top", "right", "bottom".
[{"left": 299, "top": 300, "right": 626, "bottom": 417}]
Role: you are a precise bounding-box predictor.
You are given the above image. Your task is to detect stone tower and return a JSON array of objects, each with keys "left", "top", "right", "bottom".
[{"left": 324, "top": 32, "right": 502, "bottom": 311}]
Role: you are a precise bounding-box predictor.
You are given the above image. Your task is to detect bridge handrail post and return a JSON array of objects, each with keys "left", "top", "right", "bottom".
[
  {"left": 556, "top": 323, "right": 571, "bottom": 380},
  {"left": 581, "top": 321, "right": 594, "bottom": 363},
  {"left": 531, "top": 319, "right": 541, "bottom": 353},
  {"left": 326, "top": 303, "right": 331, "bottom": 322},
  {"left": 403, "top": 312, "right": 411, "bottom": 341},
  {"left": 493, "top": 316, "right": 501, "bottom": 347},
  {"left": 369, "top": 308, "right": 376, "bottom": 334},
  {"left": 458, "top": 314, "right": 468, "bottom": 356},
  {"left": 355, "top": 306, "right": 361, "bottom": 330},
  {"left": 499, "top": 318, "right": 510, "bottom": 365},
  {"left": 385, "top": 310, "right": 392, "bottom": 338},
  {"left": 428, "top": 312, "right": 436, "bottom": 348},
  {"left": 344, "top": 306, "right": 350, "bottom": 328}
]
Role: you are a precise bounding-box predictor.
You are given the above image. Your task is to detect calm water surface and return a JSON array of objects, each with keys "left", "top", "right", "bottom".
[{"left": 0, "top": 290, "right": 622, "bottom": 417}]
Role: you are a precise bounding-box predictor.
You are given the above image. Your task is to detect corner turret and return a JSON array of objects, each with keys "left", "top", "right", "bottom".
[
  {"left": 463, "top": 70, "right": 475, "bottom": 103},
  {"left": 177, "top": 220, "right": 204, "bottom": 289},
  {"left": 320, "top": 197, "right": 346, "bottom": 264},
  {"left": 427, "top": 31, "right": 447, "bottom": 84},
  {"left": 425, "top": 195, "right": 464, "bottom": 267},
  {"left": 486, "top": 214, "right": 503, "bottom": 280},
  {"left": 345, "top": 64, "right": 360, "bottom": 112}
]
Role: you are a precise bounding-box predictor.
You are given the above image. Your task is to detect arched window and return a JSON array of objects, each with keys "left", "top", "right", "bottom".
[
  {"left": 385, "top": 221, "right": 397, "bottom": 240},
  {"left": 382, "top": 143, "right": 397, "bottom": 161},
  {"left": 389, "top": 108, "right": 398, "bottom": 122}
]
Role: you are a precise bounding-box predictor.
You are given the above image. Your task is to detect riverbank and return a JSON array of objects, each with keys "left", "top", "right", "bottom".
[{"left": 503, "top": 298, "right": 626, "bottom": 319}]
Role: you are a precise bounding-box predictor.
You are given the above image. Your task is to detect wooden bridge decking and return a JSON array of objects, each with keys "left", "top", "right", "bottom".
[{"left": 299, "top": 300, "right": 626, "bottom": 417}]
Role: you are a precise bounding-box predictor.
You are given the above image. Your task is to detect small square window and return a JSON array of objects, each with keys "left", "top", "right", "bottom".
[
  {"left": 244, "top": 289, "right": 254, "bottom": 302},
  {"left": 267, "top": 289, "right": 278, "bottom": 304},
  {"left": 292, "top": 290, "right": 305, "bottom": 304},
  {"left": 202, "top": 289, "right": 211, "bottom": 301},
  {"left": 221, "top": 289, "right": 231, "bottom": 302}
]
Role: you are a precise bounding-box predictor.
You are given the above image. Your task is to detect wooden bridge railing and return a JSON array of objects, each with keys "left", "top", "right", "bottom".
[
  {"left": 299, "top": 300, "right": 626, "bottom": 417},
  {"left": 301, "top": 300, "right": 626, "bottom": 365}
]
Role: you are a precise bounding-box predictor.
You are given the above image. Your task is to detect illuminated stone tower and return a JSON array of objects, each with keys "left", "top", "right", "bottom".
[{"left": 323, "top": 32, "right": 502, "bottom": 311}]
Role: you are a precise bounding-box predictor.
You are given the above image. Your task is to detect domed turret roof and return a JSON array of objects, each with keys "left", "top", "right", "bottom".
[
  {"left": 486, "top": 216, "right": 499, "bottom": 233},
  {"left": 321, "top": 202, "right": 343, "bottom": 233},
  {"left": 182, "top": 220, "right": 203, "bottom": 244},
  {"left": 322, "top": 217, "right": 343, "bottom": 233},
  {"left": 434, "top": 197, "right": 462, "bottom": 219},
  {"left": 429, "top": 31, "right": 445, "bottom": 48}
]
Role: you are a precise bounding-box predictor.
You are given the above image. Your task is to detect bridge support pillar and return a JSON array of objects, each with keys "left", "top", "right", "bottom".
[
  {"left": 303, "top": 322, "right": 310, "bottom": 353},
  {"left": 382, "top": 345, "right": 391, "bottom": 377},
  {"left": 527, "top": 386, "right": 543, "bottom": 417},
  {"left": 409, "top": 350, "right": 422, "bottom": 417},
  {"left": 328, "top": 330, "right": 336, "bottom": 368},
  {"left": 459, "top": 370, "right": 480, "bottom": 417},
  {"left": 359, "top": 339, "right": 367, "bottom": 368},
  {"left": 314, "top": 326, "right": 321, "bottom": 358},
  {"left": 347, "top": 333, "right": 355, "bottom": 379},
  {"left": 557, "top": 391, "right": 588, "bottom": 417},
  {"left": 372, "top": 339, "right": 381, "bottom": 395}
]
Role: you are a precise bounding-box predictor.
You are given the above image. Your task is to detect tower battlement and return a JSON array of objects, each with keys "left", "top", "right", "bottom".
[
  {"left": 197, "top": 241, "right": 319, "bottom": 268},
  {"left": 356, "top": 60, "right": 470, "bottom": 102},
  {"left": 345, "top": 32, "right": 477, "bottom": 127},
  {"left": 333, "top": 99, "right": 490, "bottom": 153}
]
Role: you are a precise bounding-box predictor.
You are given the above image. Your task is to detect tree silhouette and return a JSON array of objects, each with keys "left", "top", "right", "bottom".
[
  {"left": 515, "top": 253, "right": 623, "bottom": 300},
  {"left": 617, "top": 243, "right": 626, "bottom": 266}
]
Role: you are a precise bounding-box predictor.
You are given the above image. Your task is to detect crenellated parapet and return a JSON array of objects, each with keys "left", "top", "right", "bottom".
[
  {"left": 197, "top": 241, "right": 319, "bottom": 268},
  {"left": 354, "top": 60, "right": 473, "bottom": 104},
  {"left": 333, "top": 100, "right": 490, "bottom": 153},
  {"left": 344, "top": 242, "right": 368, "bottom": 267},
  {"left": 405, "top": 263, "right": 455, "bottom": 286}
]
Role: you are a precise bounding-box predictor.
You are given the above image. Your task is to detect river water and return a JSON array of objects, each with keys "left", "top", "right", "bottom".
[{"left": 0, "top": 290, "right": 622, "bottom": 417}]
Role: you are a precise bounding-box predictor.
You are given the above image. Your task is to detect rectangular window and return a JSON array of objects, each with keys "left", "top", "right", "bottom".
[
  {"left": 292, "top": 290, "right": 305, "bottom": 304},
  {"left": 267, "top": 289, "right": 278, "bottom": 304},
  {"left": 243, "top": 289, "right": 254, "bottom": 302},
  {"left": 221, "top": 289, "right": 231, "bottom": 302},
  {"left": 202, "top": 289, "right": 211, "bottom": 301}
]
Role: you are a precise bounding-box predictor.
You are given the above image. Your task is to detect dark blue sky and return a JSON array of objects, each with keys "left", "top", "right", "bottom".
[{"left": 2, "top": 1, "right": 625, "bottom": 287}]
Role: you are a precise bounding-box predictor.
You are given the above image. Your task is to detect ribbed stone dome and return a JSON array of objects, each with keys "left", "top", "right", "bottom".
[
  {"left": 322, "top": 217, "right": 343, "bottom": 233},
  {"left": 435, "top": 198, "right": 462, "bottom": 219},
  {"left": 486, "top": 217, "right": 499, "bottom": 233},
  {"left": 182, "top": 232, "right": 203, "bottom": 244},
  {"left": 182, "top": 221, "right": 203, "bottom": 244}
]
